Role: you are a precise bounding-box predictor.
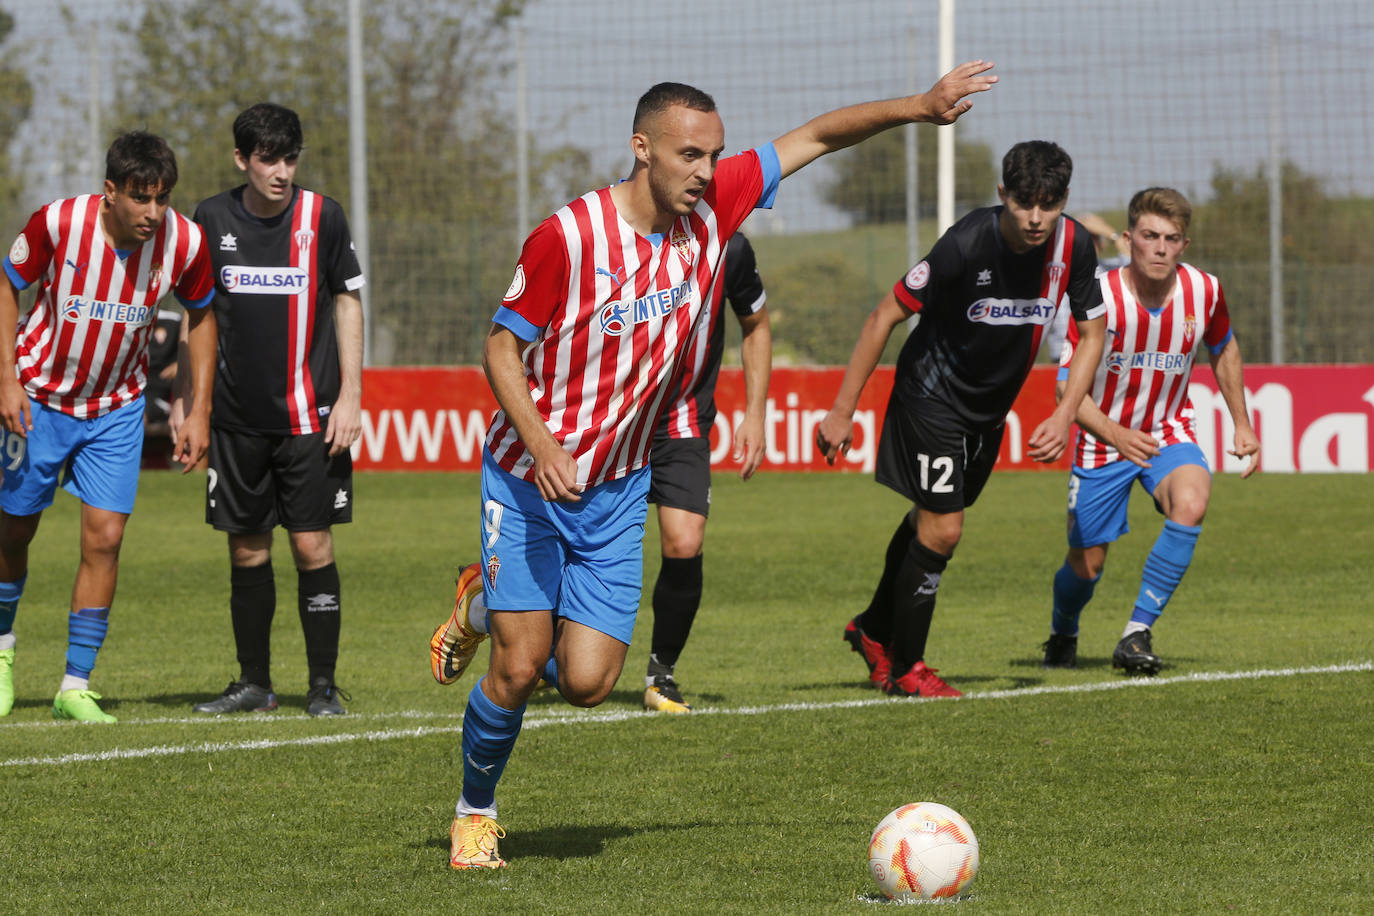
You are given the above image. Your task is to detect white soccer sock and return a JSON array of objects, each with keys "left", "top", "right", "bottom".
[
  {"left": 59, "top": 674, "right": 89, "bottom": 693},
  {"left": 1122, "top": 621, "right": 1150, "bottom": 638},
  {"left": 0, "top": 632, "right": 15, "bottom": 650},
  {"left": 467, "top": 593, "right": 489, "bottom": 635}
]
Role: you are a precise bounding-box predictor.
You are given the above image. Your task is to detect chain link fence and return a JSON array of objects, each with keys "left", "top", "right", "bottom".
[{"left": 5, "top": 0, "right": 1371, "bottom": 365}]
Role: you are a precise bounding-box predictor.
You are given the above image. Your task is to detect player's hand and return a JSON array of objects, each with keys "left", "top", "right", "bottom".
[
  {"left": 1109, "top": 426, "right": 1160, "bottom": 469},
  {"left": 173, "top": 409, "right": 210, "bottom": 474},
  {"left": 814, "top": 410, "right": 853, "bottom": 466},
  {"left": 530, "top": 442, "right": 583, "bottom": 502},
  {"left": 1230, "top": 427, "right": 1261, "bottom": 479},
  {"left": 921, "top": 60, "right": 997, "bottom": 125},
  {"left": 733, "top": 415, "right": 766, "bottom": 480},
  {"left": 0, "top": 376, "right": 31, "bottom": 437},
  {"left": 324, "top": 395, "right": 362, "bottom": 458},
  {"left": 1027, "top": 413, "right": 1072, "bottom": 463}
]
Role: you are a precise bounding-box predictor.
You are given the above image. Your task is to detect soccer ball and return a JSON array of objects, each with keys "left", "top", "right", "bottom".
[{"left": 867, "top": 802, "right": 980, "bottom": 901}]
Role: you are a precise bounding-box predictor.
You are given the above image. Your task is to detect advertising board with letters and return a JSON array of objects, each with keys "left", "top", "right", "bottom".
[{"left": 353, "top": 365, "right": 1374, "bottom": 474}]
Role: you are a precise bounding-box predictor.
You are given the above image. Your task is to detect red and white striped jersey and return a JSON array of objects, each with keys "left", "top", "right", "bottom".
[
  {"left": 4, "top": 195, "right": 214, "bottom": 418},
  {"left": 1061, "top": 263, "right": 1232, "bottom": 468},
  {"left": 486, "top": 147, "right": 778, "bottom": 487}
]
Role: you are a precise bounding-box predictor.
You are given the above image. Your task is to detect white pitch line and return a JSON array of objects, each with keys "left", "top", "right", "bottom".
[{"left": 2, "top": 661, "right": 1368, "bottom": 769}]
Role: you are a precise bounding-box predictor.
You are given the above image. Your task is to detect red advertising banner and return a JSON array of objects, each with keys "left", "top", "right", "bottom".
[{"left": 355, "top": 365, "right": 1374, "bottom": 474}]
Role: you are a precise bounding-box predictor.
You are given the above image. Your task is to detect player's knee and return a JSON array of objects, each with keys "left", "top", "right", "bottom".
[
  {"left": 1168, "top": 493, "right": 1209, "bottom": 527},
  {"left": 559, "top": 675, "right": 614, "bottom": 709},
  {"left": 289, "top": 529, "right": 334, "bottom": 569},
  {"left": 487, "top": 656, "right": 544, "bottom": 703},
  {"left": 83, "top": 517, "right": 128, "bottom": 558}
]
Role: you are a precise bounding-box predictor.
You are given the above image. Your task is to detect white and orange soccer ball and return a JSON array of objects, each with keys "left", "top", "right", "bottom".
[{"left": 867, "top": 802, "right": 980, "bottom": 901}]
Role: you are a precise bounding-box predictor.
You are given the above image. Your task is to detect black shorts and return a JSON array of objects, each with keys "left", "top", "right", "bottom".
[
  {"left": 874, "top": 394, "right": 1004, "bottom": 513},
  {"left": 647, "top": 436, "right": 711, "bottom": 517},
  {"left": 206, "top": 427, "right": 353, "bottom": 533}
]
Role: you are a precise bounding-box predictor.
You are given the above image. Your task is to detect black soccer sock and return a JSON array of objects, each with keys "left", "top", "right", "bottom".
[
  {"left": 648, "top": 554, "right": 704, "bottom": 675},
  {"left": 889, "top": 539, "right": 951, "bottom": 674},
  {"left": 856, "top": 517, "right": 918, "bottom": 644},
  {"left": 298, "top": 562, "right": 341, "bottom": 684},
  {"left": 230, "top": 561, "right": 276, "bottom": 689}
]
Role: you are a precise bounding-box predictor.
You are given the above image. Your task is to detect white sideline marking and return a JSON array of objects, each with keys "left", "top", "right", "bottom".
[{"left": 2, "top": 661, "right": 1368, "bottom": 769}]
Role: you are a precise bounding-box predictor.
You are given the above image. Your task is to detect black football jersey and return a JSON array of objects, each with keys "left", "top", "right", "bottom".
[
  {"left": 656, "top": 232, "right": 766, "bottom": 439},
  {"left": 194, "top": 186, "right": 364, "bottom": 435},
  {"left": 892, "top": 206, "right": 1103, "bottom": 427}
]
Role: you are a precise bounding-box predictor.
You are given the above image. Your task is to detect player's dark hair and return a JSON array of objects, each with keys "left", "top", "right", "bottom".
[
  {"left": 633, "top": 82, "right": 716, "bottom": 133},
  {"left": 1001, "top": 140, "right": 1073, "bottom": 208},
  {"left": 1127, "top": 187, "right": 1192, "bottom": 234},
  {"left": 105, "top": 131, "right": 178, "bottom": 193},
  {"left": 233, "top": 102, "right": 304, "bottom": 160}
]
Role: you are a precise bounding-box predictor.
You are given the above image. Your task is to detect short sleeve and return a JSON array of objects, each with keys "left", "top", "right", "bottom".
[
  {"left": 493, "top": 217, "right": 569, "bottom": 341},
  {"left": 893, "top": 230, "right": 962, "bottom": 314},
  {"left": 4, "top": 205, "right": 57, "bottom": 291},
  {"left": 1066, "top": 224, "right": 1104, "bottom": 322},
  {"left": 723, "top": 234, "right": 766, "bottom": 317},
  {"left": 1203, "top": 279, "right": 1233, "bottom": 354}
]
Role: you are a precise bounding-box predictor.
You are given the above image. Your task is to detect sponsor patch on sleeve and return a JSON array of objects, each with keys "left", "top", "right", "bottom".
[
  {"left": 905, "top": 260, "right": 930, "bottom": 290},
  {"left": 503, "top": 264, "right": 526, "bottom": 302},
  {"left": 8, "top": 234, "right": 29, "bottom": 266}
]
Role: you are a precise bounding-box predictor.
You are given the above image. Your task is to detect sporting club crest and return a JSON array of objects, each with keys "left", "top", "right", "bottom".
[
  {"left": 486, "top": 554, "right": 501, "bottom": 587},
  {"left": 670, "top": 228, "right": 694, "bottom": 269},
  {"left": 1183, "top": 315, "right": 1197, "bottom": 345}
]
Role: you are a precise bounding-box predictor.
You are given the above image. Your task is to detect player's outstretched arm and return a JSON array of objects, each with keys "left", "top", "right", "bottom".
[
  {"left": 734, "top": 306, "right": 772, "bottom": 479},
  {"left": 325, "top": 291, "right": 364, "bottom": 458},
  {"left": 773, "top": 60, "right": 996, "bottom": 179},
  {"left": 173, "top": 305, "right": 218, "bottom": 472},
  {"left": 483, "top": 325, "right": 582, "bottom": 502},
  {"left": 1030, "top": 315, "right": 1105, "bottom": 463},
  {"left": 1209, "top": 336, "right": 1260, "bottom": 478},
  {"left": 0, "top": 275, "right": 31, "bottom": 436},
  {"left": 816, "top": 291, "right": 911, "bottom": 465}
]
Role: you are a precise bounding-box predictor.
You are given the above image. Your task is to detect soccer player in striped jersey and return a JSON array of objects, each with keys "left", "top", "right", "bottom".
[
  {"left": 1042, "top": 187, "right": 1259, "bottom": 674},
  {"left": 430, "top": 61, "right": 998, "bottom": 869},
  {"left": 816, "top": 141, "right": 1107, "bottom": 698},
  {"left": 0, "top": 132, "right": 217, "bottom": 722},
  {"left": 183, "top": 104, "right": 364, "bottom": 717},
  {"left": 643, "top": 232, "right": 770, "bottom": 714}
]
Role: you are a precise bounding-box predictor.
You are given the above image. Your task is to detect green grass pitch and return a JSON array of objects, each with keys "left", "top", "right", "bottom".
[{"left": 1, "top": 469, "right": 1370, "bottom": 913}]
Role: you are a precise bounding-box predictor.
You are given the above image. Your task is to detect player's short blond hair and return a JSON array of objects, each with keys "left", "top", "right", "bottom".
[{"left": 1127, "top": 187, "right": 1191, "bottom": 235}]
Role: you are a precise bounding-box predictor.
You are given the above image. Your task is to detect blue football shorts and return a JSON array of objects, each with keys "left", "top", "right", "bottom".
[
  {"left": 478, "top": 448, "right": 651, "bottom": 645},
  {"left": 1066, "top": 441, "right": 1209, "bottom": 548},
  {"left": 0, "top": 396, "right": 146, "bottom": 516}
]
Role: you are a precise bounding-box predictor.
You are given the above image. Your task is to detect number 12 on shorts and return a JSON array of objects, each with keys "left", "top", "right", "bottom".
[{"left": 917, "top": 453, "right": 954, "bottom": 494}]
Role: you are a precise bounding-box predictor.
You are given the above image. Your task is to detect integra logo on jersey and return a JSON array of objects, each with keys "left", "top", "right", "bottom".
[
  {"left": 220, "top": 265, "right": 310, "bottom": 294},
  {"left": 1107, "top": 350, "right": 1190, "bottom": 375},
  {"left": 966, "top": 297, "right": 1056, "bottom": 326},
  {"left": 62, "top": 296, "right": 153, "bottom": 325},
  {"left": 599, "top": 275, "right": 696, "bottom": 335}
]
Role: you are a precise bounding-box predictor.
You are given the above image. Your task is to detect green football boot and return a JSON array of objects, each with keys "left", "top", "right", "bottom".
[{"left": 52, "top": 688, "right": 117, "bottom": 723}]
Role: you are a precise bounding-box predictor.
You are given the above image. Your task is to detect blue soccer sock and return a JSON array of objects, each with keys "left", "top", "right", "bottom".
[
  {"left": 541, "top": 655, "right": 560, "bottom": 693},
  {"left": 1130, "top": 520, "right": 1201, "bottom": 628},
  {"left": 65, "top": 606, "right": 111, "bottom": 678},
  {"left": 457, "top": 677, "right": 526, "bottom": 817},
  {"left": 1051, "top": 562, "right": 1100, "bottom": 636},
  {"left": 0, "top": 576, "right": 25, "bottom": 648}
]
